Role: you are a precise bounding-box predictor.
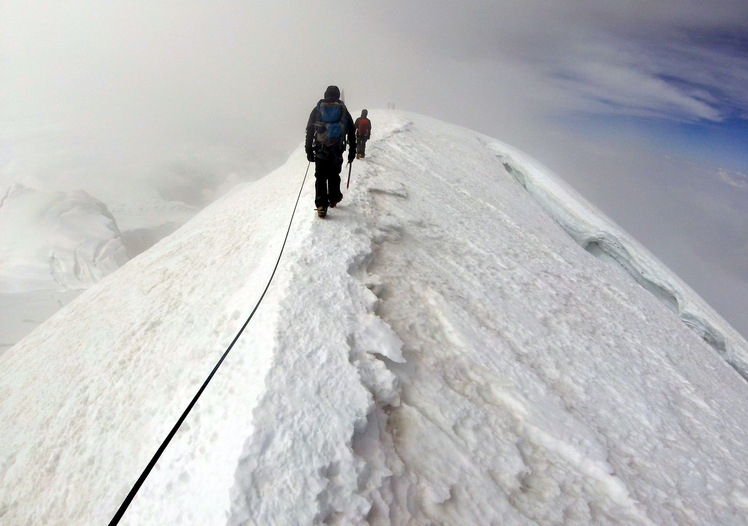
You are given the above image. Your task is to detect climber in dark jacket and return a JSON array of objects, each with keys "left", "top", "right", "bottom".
[{"left": 305, "top": 85, "right": 356, "bottom": 218}]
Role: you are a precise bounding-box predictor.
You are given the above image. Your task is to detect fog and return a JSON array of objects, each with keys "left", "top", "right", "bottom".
[{"left": 1, "top": 0, "right": 746, "bottom": 337}]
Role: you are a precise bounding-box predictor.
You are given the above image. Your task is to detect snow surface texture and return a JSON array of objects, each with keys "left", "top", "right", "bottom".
[{"left": 1, "top": 112, "right": 748, "bottom": 525}]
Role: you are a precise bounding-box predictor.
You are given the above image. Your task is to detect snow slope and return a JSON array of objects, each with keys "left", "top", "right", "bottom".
[{"left": 1, "top": 112, "right": 747, "bottom": 525}]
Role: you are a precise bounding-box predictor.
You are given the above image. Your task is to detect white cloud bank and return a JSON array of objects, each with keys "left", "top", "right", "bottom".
[{"left": 1, "top": 2, "right": 746, "bottom": 351}]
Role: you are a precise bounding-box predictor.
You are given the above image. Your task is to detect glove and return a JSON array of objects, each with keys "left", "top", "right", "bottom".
[
  {"left": 348, "top": 152, "right": 356, "bottom": 163},
  {"left": 306, "top": 151, "right": 315, "bottom": 162}
]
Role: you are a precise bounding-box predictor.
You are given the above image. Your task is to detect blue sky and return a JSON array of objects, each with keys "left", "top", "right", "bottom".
[
  {"left": 670, "top": 119, "right": 748, "bottom": 170},
  {"left": 1, "top": 0, "right": 746, "bottom": 337},
  {"left": 566, "top": 114, "right": 748, "bottom": 174}
]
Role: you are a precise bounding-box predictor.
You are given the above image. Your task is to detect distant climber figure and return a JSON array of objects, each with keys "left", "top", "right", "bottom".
[
  {"left": 305, "top": 85, "right": 356, "bottom": 218},
  {"left": 354, "top": 109, "right": 371, "bottom": 159}
]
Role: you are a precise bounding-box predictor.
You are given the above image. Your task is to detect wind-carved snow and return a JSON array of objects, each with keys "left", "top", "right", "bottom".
[
  {"left": 494, "top": 150, "right": 747, "bottom": 380},
  {"left": 2, "top": 112, "right": 748, "bottom": 525},
  {"left": 339, "top": 117, "right": 653, "bottom": 523},
  {"left": 226, "top": 180, "right": 405, "bottom": 524}
]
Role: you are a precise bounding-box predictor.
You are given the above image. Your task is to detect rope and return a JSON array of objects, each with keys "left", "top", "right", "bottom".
[{"left": 109, "top": 162, "right": 312, "bottom": 525}]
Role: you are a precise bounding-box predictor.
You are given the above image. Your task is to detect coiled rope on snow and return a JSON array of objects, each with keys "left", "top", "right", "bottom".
[{"left": 109, "top": 162, "right": 312, "bottom": 525}]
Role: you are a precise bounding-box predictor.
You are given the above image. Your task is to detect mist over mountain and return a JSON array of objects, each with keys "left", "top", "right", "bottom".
[
  {"left": 2, "top": 112, "right": 747, "bottom": 525},
  {"left": 3, "top": 2, "right": 748, "bottom": 344}
]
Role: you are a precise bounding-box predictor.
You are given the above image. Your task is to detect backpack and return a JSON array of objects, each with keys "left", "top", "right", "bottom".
[
  {"left": 314, "top": 101, "right": 347, "bottom": 151},
  {"left": 357, "top": 117, "right": 371, "bottom": 137}
]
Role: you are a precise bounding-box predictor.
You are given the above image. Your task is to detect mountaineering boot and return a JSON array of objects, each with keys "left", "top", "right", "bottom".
[
  {"left": 329, "top": 195, "right": 343, "bottom": 208},
  {"left": 317, "top": 206, "right": 327, "bottom": 218}
]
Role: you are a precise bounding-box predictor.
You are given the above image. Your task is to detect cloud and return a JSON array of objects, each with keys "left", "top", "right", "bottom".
[
  {"left": 4, "top": 1, "right": 747, "bottom": 151},
  {"left": 356, "top": 1, "right": 748, "bottom": 124},
  {"left": 1, "top": 0, "right": 746, "bottom": 337},
  {"left": 718, "top": 168, "right": 748, "bottom": 191}
]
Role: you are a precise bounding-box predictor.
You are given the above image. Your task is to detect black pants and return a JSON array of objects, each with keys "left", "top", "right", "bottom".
[
  {"left": 314, "top": 157, "right": 343, "bottom": 208},
  {"left": 356, "top": 136, "right": 368, "bottom": 157}
]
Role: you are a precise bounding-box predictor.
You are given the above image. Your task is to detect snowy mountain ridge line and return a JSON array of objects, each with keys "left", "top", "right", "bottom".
[
  {"left": 487, "top": 140, "right": 748, "bottom": 380},
  {"left": 2, "top": 111, "right": 748, "bottom": 524},
  {"left": 225, "top": 179, "right": 407, "bottom": 524}
]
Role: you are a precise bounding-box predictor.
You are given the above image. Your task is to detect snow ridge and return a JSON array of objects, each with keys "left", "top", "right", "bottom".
[
  {"left": 227, "top": 114, "right": 748, "bottom": 523},
  {"left": 226, "top": 154, "right": 405, "bottom": 524},
  {"left": 140, "top": 113, "right": 748, "bottom": 524},
  {"left": 329, "top": 117, "right": 658, "bottom": 524},
  {"left": 2, "top": 111, "right": 748, "bottom": 525},
  {"left": 494, "top": 149, "right": 748, "bottom": 381}
]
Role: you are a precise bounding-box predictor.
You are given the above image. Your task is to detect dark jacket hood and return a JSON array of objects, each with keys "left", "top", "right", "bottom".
[
  {"left": 324, "top": 85, "right": 341, "bottom": 102},
  {"left": 361, "top": 109, "right": 368, "bottom": 117}
]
